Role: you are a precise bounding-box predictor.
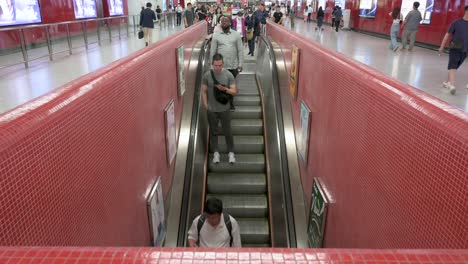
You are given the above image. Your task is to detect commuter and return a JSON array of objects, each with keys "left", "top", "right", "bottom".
[
  {"left": 188, "top": 197, "right": 241, "bottom": 247},
  {"left": 303, "top": 6, "right": 308, "bottom": 22},
  {"left": 176, "top": 5, "right": 183, "bottom": 26},
  {"left": 184, "top": 3, "right": 196, "bottom": 28},
  {"left": 207, "top": 5, "right": 216, "bottom": 35},
  {"left": 201, "top": 54, "right": 239, "bottom": 164},
  {"left": 307, "top": 5, "right": 312, "bottom": 23},
  {"left": 245, "top": 9, "right": 257, "bottom": 56},
  {"left": 139, "top": 2, "right": 156, "bottom": 47},
  {"left": 253, "top": 4, "right": 268, "bottom": 35},
  {"left": 333, "top": 6, "right": 342, "bottom": 32},
  {"left": 273, "top": 6, "right": 284, "bottom": 25},
  {"left": 232, "top": 11, "right": 246, "bottom": 42},
  {"left": 401, "top": 2, "right": 422, "bottom": 51},
  {"left": 211, "top": 16, "right": 244, "bottom": 111},
  {"left": 315, "top": 6, "right": 324, "bottom": 31},
  {"left": 289, "top": 6, "right": 295, "bottom": 28},
  {"left": 389, "top": 7, "right": 403, "bottom": 52},
  {"left": 439, "top": 5, "right": 468, "bottom": 95},
  {"left": 197, "top": 5, "right": 207, "bottom": 21},
  {"left": 331, "top": 6, "right": 337, "bottom": 28},
  {"left": 280, "top": 3, "right": 287, "bottom": 16},
  {"left": 167, "top": 5, "right": 173, "bottom": 26},
  {"left": 155, "top": 5, "right": 162, "bottom": 21}
]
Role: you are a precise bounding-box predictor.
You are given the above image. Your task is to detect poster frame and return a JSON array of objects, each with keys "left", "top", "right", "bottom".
[
  {"left": 176, "top": 45, "right": 186, "bottom": 97},
  {"left": 298, "top": 101, "right": 311, "bottom": 165},
  {"left": 164, "top": 99, "right": 177, "bottom": 166},
  {"left": 307, "top": 177, "right": 329, "bottom": 248},
  {"left": 146, "top": 176, "right": 166, "bottom": 246},
  {"left": 73, "top": 0, "right": 98, "bottom": 20},
  {"left": 0, "top": 0, "right": 43, "bottom": 27},
  {"left": 289, "top": 45, "right": 300, "bottom": 100}
]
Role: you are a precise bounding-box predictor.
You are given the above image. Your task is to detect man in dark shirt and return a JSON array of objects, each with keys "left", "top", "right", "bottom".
[
  {"left": 439, "top": 5, "right": 468, "bottom": 95},
  {"left": 273, "top": 6, "right": 283, "bottom": 24},
  {"left": 253, "top": 4, "right": 268, "bottom": 35},
  {"left": 184, "top": 3, "right": 196, "bottom": 27},
  {"left": 401, "top": 2, "right": 422, "bottom": 51},
  {"left": 139, "top": 2, "right": 156, "bottom": 47}
]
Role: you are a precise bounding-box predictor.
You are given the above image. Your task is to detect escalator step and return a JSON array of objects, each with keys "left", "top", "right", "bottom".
[
  {"left": 237, "top": 218, "right": 270, "bottom": 244},
  {"left": 234, "top": 95, "right": 261, "bottom": 106},
  {"left": 206, "top": 194, "right": 268, "bottom": 218},
  {"left": 242, "top": 244, "right": 271, "bottom": 248},
  {"left": 231, "top": 106, "right": 262, "bottom": 119},
  {"left": 211, "top": 136, "right": 264, "bottom": 153},
  {"left": 208, "top": 154, "right": 265, "bottom": 173},
  {"left": 207, "top": 173, "right": 267, "bottom": 194},
  {"left": 231, "top": 119, "right": 263, "bottom": 135}
]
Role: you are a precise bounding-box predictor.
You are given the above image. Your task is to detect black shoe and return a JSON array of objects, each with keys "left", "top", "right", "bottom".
[
  {"left": 145, "top": 42, "right": 148, "bottom": 47},
  {"left": 251, "top": 53, "right": 254, "bottom": 56}
]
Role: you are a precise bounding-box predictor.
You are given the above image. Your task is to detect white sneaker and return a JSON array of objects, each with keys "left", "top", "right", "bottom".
[
  {"left": 443, "top": 82, "right": 456, "bottom": 95},
  {"left": 213, "top": 152, "right": 220, "bottom": 164},
  {"left": 228, "top": 152, "right": 236, "bottom": 164}
]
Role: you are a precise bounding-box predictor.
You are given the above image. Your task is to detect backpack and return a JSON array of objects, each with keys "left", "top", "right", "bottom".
[{"left": 197, "top": 212, "right": 233, "bottom": 246}]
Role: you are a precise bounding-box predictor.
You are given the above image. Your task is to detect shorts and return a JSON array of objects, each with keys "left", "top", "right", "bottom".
[{"left": 448, "top": 49, "right": 467, "bottom": 70}]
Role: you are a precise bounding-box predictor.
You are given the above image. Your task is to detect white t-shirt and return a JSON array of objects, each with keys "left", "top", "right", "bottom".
[
  {"left": 236, "top": 17, "right": 243, "bottom": 32},
  {"left": 187, "top": 214, "right": 242, "bottom": 248}
]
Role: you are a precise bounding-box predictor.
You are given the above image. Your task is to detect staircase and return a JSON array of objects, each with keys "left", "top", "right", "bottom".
[{"left": 206, "top": 71, "right": 270, "bottom": 247}]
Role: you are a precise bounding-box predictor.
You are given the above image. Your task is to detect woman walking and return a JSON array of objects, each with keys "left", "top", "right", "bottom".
[
  {"left": 389, "top": 7, "right": 402, "bottom": 52},
  {"left": 315, "top": 6, "right": 324, "bottom": 31}
]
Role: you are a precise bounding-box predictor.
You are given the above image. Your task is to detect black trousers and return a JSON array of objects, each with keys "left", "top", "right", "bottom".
[
  {"left": 176, "top": 13, "right": 182, "bottom": 25},
  {"left": 248, "top": 35, "right": 256, "bottom": 54}
]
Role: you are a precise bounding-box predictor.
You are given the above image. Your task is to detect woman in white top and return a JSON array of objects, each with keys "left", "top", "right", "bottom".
[{"left": 389, "top": 7, "right": 403, "bottom": 52}]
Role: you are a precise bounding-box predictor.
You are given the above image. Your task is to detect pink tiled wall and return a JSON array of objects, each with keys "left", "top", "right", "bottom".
[
  {"left": 0, "top": 247, "right": 467, "bottom": 264},
  {"left": 267, "top": 23, "right": 468, "bottom": 249},
  {"left": 0, "top": 23, "right": 206, "bottom": 246}
]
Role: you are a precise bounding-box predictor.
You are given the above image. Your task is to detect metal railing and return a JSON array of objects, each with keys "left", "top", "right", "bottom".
[{"left": 0, "top": 14, "right": 179, "bottom": 70}]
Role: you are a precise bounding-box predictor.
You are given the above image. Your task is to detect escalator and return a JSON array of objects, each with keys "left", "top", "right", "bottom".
[
  {"left": 166, "top": 36, "right": 308, "bottom": 248},
  {"left": 207, "top": 71, "right": 270, "bottom": 247}
]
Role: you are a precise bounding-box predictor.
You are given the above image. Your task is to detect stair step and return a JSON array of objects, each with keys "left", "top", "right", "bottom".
[
  {"left": 242, "top": 244, "right": 271, "bottom": 248},
  {"left": 231, "top": 106, "right": 262, "bottom": 119},
  {"left": 237, "top": 218, "right": 270, "bottom": 244},
  {"left": 234, "top": 95, "right": 261, "bottom": 106},
  {"left": 231, "top": 119, "right": 263, "bottom": 135},
  {"left": 208, "top": 154, "right": 265, "bottom": 173},
  {"left": 207, "top": 173, "right": 267, "bottom": 194},
  {"left": 206, "top": 194, "right": 268, "bottom": 218},
  {"left": 211, "top": 136, "right": 264, "bottom": 153}
]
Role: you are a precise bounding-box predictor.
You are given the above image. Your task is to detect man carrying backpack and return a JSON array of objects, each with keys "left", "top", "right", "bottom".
[{"left": 188, "top": 198, "right": 242, "bottom": 248}]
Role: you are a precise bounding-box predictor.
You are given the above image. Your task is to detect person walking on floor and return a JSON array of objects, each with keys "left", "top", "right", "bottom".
[
  {"left": 184, "top": 3, "right": 196, "bottom": 28},
  {"left": 331, "top": 6, "right": 337, "bottom": 28},
  {"left": 438, "top": 5, "right": 468, "bottom": 95},
  {"left": 188, "top": 197, "right": 241, "bottom": 247},
  {"left": 315, "top": 6, "right": 324, "bottom": 31},
  {"left": 155, "top": 5, "right": 162, "bottom": 21},
  {"left": 176, "top": 5, "right": 183, "bottom": 26},
  {"left": 401, "top": 1, "right": 422, "bottom": 51},
  {"left": 333, "top": 6, "right": 342, "bottom": 32},
  {"left": 201, "top": 54, "right": 239, "bottom": 164},
  {"left": 139, "top": 2, "right": 156, "bottom": 47},
  {"left": 245, "top": 9, "right": 257, "bottom": 56},
  {"left": 307, "top": 5, "right": 312, "bottom": 23},
  {"left": 389, "top": 7, "right": 403, "bottom": 52},
  {"left": 210, "top": 16, "right": 244, "bottom": 111}
]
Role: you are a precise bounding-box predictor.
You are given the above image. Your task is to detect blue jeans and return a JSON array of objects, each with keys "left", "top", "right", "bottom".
[{"left": 390, "top": 24, "right": 400, "bottom": 49}]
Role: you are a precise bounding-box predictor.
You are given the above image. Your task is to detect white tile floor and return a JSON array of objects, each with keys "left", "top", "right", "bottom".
[
  {"left": 0, "top": 24, "right": 183, "bottom": 113},
  {"left": 286, "top": 18, "right": 468, "bottom": 112},
  {"left": 0, "top": 20, "right": 467, "bottom": 113}
]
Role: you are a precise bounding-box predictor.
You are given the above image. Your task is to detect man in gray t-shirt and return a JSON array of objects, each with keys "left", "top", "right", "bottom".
[
  {"left": 401, "top": 1, "right": 422, "bottom": 51},
  {"left": 202, "top": 54, "right": 238, "bottom": 164},
  {"left": 184, "top": 3, "right": 196, "bottom": 27}
]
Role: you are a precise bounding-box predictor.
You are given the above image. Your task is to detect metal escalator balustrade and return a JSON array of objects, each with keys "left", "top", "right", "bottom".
[{"left": 206, "top": 69, "right": 270, "bottom": 247}]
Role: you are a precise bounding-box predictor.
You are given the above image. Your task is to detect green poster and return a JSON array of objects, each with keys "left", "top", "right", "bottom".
[{"left": 307, "top": 178, "right": 328, "bottom": 248}]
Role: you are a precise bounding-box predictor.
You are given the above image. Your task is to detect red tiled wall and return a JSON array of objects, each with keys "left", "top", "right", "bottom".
[
  {"left": 0, "top": 23, "right": 205, "bottom": 246},
  {"left": 0, "top": 247, "right": 467, "bottom": 263},
  {"left": 267, "top": 23, "right": 468, "bottom": 249}
]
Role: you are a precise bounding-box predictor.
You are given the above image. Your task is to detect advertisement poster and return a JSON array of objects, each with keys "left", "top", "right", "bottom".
[
  {"left": 298, "top": 101, "right": 311, "bottom": 165},
  {"left": 401, "top": 0, "right": 433, "bottom": 24},
  {"left": 307, "top": 178, "right": 328, "bottom": 248},
  {"left": 147, "top": 177, "right": 166, "bottom": 246},
  {"left": 359, "top": 0, "right": 377, "bottom": 18},
  {"left": 108, "top": 0, "right": 124, "bottom": 16},
  {"left": 318, "top": 0, "right": 326, "bottom": 9},
  {"left": 73, "top": 0, "right": 97, "bottom": 19},
  {"left": 0, "top": 0, "right": 42, "bottom": 27},
  {"left": 289, "top": 46, "right": 300, "bottom": 100},
  {"left": 165, "top": 100, "right": 177, "bottom": 166},
  {"left": 334, "top": 0, "right": 345, "bottom": 8},
  {"left": 176, "top": 45, "right": 186, "bottom": 96}
]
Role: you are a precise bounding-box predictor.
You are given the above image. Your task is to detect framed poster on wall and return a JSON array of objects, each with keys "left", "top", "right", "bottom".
[
  {"left": 359, "top": 0, "right": 377, "bottom": 18},
  {"left": 307, "top": 178, "right": 328, "bottom": 248},
  {"left": 0, "top": 0, "right": 42, "bottom": 26},
  {"left": 108, "top": 0, "right": 124, "bottom": 16},
  {"left": 298, "top": 101, "right": 311, "bottom": 165},
  {"left": 147, "top": 176, "right": 166, "bottom": 246},
  {"left": 176, "top": 45, "right": 186, "bottom": 96},
  {"left": 289, "top": 46, "right": 300, "bottom": 100},
  {"left": 73, "top": 0, "right": 98, "bottom": 19},
  {"left": 318, "top": 0, "right": 326, "bottom": 9},
  {"left": 165, "top": 99, "right": 177, "bottom": 166}
]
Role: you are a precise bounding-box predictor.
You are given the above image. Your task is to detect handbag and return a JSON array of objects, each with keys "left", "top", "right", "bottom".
[
  {"left": 246, "top": 28, "right": 254, "bottom": 40},
  {"left": 210, "top": 70, "right": 231, "bottom": 105},
  {"left": 138, "top": 30, "right": 144, "bottom": 39}
]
